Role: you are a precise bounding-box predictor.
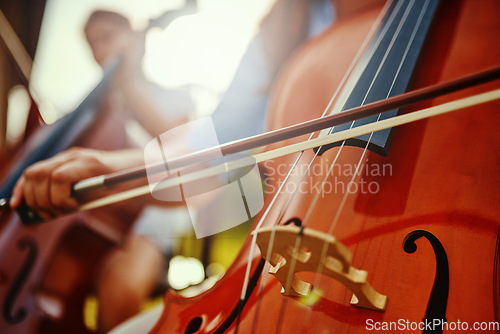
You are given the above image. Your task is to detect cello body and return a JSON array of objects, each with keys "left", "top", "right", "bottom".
[
  {"left": 0, "top": 107, "right": 137, "bottom": 333},
  {"left": 151, "top": 0, "right": 500, "bottom": 333}
]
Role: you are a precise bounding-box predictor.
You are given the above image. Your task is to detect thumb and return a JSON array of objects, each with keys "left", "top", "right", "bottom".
[{"left": 9, "top": 175, "right": 25, "bottom": 209}]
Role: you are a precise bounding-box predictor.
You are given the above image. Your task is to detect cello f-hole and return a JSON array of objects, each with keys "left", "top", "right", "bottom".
[
  {"left": 184, "top": 316, "right": 202, "bottom": 334},
  {"left": 403, "top": 230, "right": 449, "bottom": 334},
  {"left": 284, "top": 218, "right": 302, "bottom": 227},
  {"left": 2, "top": 236, "right": 37, "bottom": 324}
]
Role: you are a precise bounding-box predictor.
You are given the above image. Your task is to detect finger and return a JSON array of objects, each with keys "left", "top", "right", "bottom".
[
  {"left": 22, "top": 173, "right": 53, "bottom": 220},
  {"left": 22, "top": 172, "right": 37, "bottom": 210},
  {"left": 10, "top": 175, "right": 25, "bottom": 209},
  {"left": 31, "top": 166, "right": 55, "bottom": 212},
  {"left": 50, "top": 161, "right": 87, "bottom": 211},
  {"left": 10, "top": 170, "right": 52, "bottom": 220},
  {"left": 12, "top": 149, "right": 79, "bottom": 213}
]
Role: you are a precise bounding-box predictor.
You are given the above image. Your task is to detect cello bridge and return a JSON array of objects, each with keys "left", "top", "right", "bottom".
[{"left": 253, "top": 225, "right": 387, "bottom": 312}]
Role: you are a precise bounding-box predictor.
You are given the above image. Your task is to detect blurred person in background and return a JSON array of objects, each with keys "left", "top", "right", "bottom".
[
  {"left": 84, "top": 10, "right": 194, "bottom": 138},
  {"left": 83, "top": 10, "right": 195, "bottom": 332},
  {"left": 10, "top": 1, "right": 334, "bottom": 332}
]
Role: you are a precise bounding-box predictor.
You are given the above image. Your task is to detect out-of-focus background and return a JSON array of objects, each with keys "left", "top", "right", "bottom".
[{"left": 1, "top": 0, "right": 274, "bottom": 145}]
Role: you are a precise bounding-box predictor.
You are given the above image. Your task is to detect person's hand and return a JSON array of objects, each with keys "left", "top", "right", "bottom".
[{"left": 9, "top": 147, "right": 142, "bottom": 220}]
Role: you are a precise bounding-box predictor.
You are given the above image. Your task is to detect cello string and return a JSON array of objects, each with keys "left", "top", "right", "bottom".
[
  {"left": 255, "top": 0, "right": 396, "bottom": 271},
  {"left": 318, "top": 0, "right": 428, "bottom": 271},
  {"left": 233, "top": 0, "right": 395, "bottom": 304},
  {"left": 302, "top": 0, "right": 423, "bottom": 234},
  {"left": 316, "top": 0, "right": 404, "bottom": 121},
  {"left": 276, "top": 0, "right": 419, "bottom": 328},
  {"left": 275, "top": 0, "right": 425, "bottom": 241},
  {"left": 257, "top": 0, "right": 397, "bottom": 240},
  {"left": 261, "top": 0, "right": 404, "bottom": 271},
  {"left": 287, "top": 0, "right": 418, "bottom": 326},
  {"left": 279, "top": 1, "right": 428, "bottom": 327},
  {"left": 296, "top": 0, "right": 432, "bottom": 329},
  {"left": 247, "top": 0, "right": 398, "bottom": 329}
]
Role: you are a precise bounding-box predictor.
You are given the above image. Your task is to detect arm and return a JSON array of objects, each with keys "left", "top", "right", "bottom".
[{"left": 115, "top": 31, "right": 194, "bottom": 137}]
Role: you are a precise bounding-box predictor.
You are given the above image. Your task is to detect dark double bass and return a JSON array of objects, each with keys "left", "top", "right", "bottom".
[
  {"left": 0, "top": 33, "right": 138, "bottom": 334},
  {"left": 148, "top": 0, "right": 500, "bottom": 333}
]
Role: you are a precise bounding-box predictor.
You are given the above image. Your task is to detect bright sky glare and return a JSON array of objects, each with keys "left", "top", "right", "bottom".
[{"left": 30, "top": 0, "right": 274, "bottom": 123}]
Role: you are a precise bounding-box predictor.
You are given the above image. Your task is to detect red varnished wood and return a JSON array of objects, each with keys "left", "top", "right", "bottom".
[{"left": 151, "top": 1, "right": 500, "bottom": 333}]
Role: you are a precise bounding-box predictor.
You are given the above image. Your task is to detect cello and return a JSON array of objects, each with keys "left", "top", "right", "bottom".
[
  {"left": 142, "top": 0, "right": 500, "bottom": 332},
  {"left": 2, "top": 0, "right": 500, "bottom": 333},
  {"left": 0, "top": 3, "right": 197, "bottom": 334}
]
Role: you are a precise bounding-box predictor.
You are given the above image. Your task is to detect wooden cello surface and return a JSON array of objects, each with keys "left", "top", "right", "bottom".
[{"left": 151, "top": 0, "right": 500, "bottom": 333}]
